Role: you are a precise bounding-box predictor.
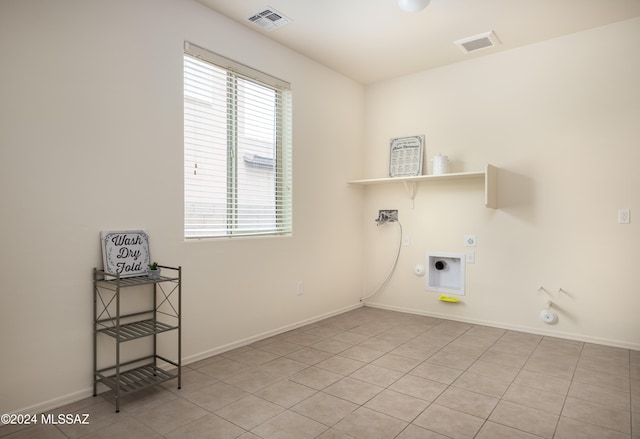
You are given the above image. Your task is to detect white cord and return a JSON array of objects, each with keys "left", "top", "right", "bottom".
[{"left": 360, "top": 221, "right": 403, "bottom": 302}]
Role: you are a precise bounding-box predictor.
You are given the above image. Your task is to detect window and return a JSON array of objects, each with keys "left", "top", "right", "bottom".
[{"left": 184, "top": 42, "right": 292, "bottom": 238}]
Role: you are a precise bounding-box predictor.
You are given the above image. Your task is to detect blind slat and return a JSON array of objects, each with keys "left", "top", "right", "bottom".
[{"left": 184, "top": 47, "right": 292, "bottom": 238}]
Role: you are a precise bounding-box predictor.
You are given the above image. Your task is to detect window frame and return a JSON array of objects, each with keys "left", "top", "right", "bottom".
[{"left": 183, "top": 42, "right": 292, "bottom": 239}]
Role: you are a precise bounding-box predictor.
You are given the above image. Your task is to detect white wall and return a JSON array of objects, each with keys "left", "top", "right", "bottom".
[
  {"left": 361, "top": 18, "right": 640, "bottom": 350},
  {"left": 0, "top": 0, "right": 364, "bottom": 414}
]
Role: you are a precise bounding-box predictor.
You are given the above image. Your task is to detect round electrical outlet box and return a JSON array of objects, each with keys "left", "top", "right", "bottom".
[{"left": 540, "top": 309, "right": 558, "bottom": 325}]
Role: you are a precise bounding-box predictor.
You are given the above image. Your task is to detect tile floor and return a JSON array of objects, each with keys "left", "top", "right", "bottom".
[{"left": 2, "top": 307, "right": 639, "bottom": 438}]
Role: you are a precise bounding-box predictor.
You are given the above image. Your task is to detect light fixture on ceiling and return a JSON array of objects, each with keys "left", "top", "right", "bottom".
[{"left": 398, "top": 0, "right": 431, "bottom": 13}]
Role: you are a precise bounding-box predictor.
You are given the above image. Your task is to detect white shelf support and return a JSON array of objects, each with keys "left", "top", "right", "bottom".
[{"left": 403, "top": 180, "right": 417, "bottom": 208}]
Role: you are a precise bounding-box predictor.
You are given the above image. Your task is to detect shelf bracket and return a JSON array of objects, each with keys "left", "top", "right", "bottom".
[{"left": 403, "top": 181, "right": 417, "bottom": 208}]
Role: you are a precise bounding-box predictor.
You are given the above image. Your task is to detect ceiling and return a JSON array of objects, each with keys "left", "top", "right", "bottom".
[{"left": 196, "top": 0, "right": 640, "bottom": 84}]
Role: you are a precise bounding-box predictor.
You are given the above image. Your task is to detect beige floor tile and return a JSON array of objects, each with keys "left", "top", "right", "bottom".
[
  {"left": 283, "top": 332, "right": 326, "bottom": 346},
  {"left": 259, "top": 356, "right": 308, "bottom": 378},
  {"left": 330, "top": 331, "right": 369, "bottom": 345},
  {"left": 333, "top": 407, "right": 407, "bottom": 439},
  {"left": 633, "top": 392, "right": 640, "bottom": 414},
  {"left": 573, "top": 367, "right": 631, "bottom": 393},
  {"left": 426, "top": 350, "right": 478, "bottom": 370},
  {"left": 578, "top": 355, "right": 630, "bottom": 377},
  {"left": 413, "top": 404, "right": 484, "bottom": 439},
  {"left": 256, "top": 340, "right": 304, "bottom": 356},
  {"left": 80, "top": 418, "right": 161, "bottom": 439},
  {"left": 464, "top": 325, "right": 506, "bottom": 340},
  {"left": 562, "top": 396, "right": 631, "bottom": 434},
  {"left": 134, "top": 397, "right": 208, "bottom": 435},
  {"left": 489, "top": 400, "right": 558, "bottom": 438},
  {"left": 452, "top": 371, "right": 511, "bottom": 398},
  {"left": 466, "top": 359, "right": 521, "bottom": 382},
  {"left": 303, "top": 325, "right": 343, "bottom": 339},
  {"left": 285, "top": 347, "right": 333, "bottom": 365},
  {"left": 410, "top": 361, "right": 463, "bottom": 384},
  {"left": 221, "top": 367, "right": 282, "bottom": 393},
  {"left": 372, "top": 353, "right": 422, "bottom": 373},
  {"left": 0, "top": 424, "right": 69, "bottom": 439},
  {"left": 181, "top": 381, "right": 248, "bottom": 412},
  {"left": 316, "top": 355, "right": 366, "bottom": 376},
  {"left": 378, "top": 326, "right": 425, "bottom": 344},
  {"left": 499, "top": 330, "right": 542, "bottom": 343},
  {"left": 555, "top": 416, "right": 631, "bottom": 439},
  {"left": 404, "top": 335, "right": 450, "bottom": 352},
  {"left": 364, "top": 389, "right": 429, "bottom": 422},
  {"left": 512, "top": 369, "right": 571, "bottom": 395},
  {"left": 112, "top": 386, "right": 178, "bottom": 416},
  {"left": 475, "top": 421, "right": 544, "bottom": 439},
  {"left": 489, "top": 339, "right": 538, "bottom": 357},
  {"left": 349, "top": 363, "right": 403, "bottom": 387},
  {"left": 339, "top": 345, "right": 386, "bottom": 363},
  {"left": 434, "top": 386, "right": 498, "bottom": 419},
  {"left": 316, "top": 428, "right": 358, "bottom": 438},
  {"left": 390, "top": 344, "right": 440, "bottom": 361},
  {"left": 311, "top": 338, "right": 353, "bottom": 354},
  {"left": 524, "top": 354, "right": 578, "bottom": 380},
  {"left": 160, "top": 368, "right": 216, "bottom": 394},
  {"left": 53, "top": 400, "right": 132, "bottom": 438},
  {"left": 439, "top": 339, "right": 490, "bottom": 358},
  {"left": 252, "top": 410, "right": 328, "bottom": 439},
  {"left": 537, "top": 337, "right": 583, "bottom": 355},
  {"left": 228, "top": 348, "right": 280, "bottom": 366},
  {"left": 389, "top": 375, "right": 447, "bottom": 402},
  {"left": 359, "top": 336, "right": 404, "bottom": 353},
  {"left": 569, "top": 381, "right": 631, "bottom": 411},
  {"left": 289, "top": 366, "right": 343, "bottom": 390},
  {"left": 323, "top": 377, "right": 384, "bottom": 405},
  {"left": 215, "top": 395, "right": 283, "bottom": 430},
  {"left": 254, "top": 379, "right": 317, "bottom": 408},
  {"left": 479, "top": 348, "right": 529, "bottom": 369},
  {"left": 503, "top": 383, "right": 565, "bottom": 414},
  {"left": 164, "top": 413, "right": 245, "bottom": 439},
  {"left": 291, "top": 392, "right": 358, "bottom": 426},
  {"left": 196, "top": 357, "right": 250, "bottom": 380},
  {"left": 395, "top": 424, "right": 449, "bottom": 439}
]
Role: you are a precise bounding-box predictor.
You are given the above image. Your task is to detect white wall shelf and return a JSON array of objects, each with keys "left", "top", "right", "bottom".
[{"left": 348, "top": 164, "right": 498, "bottom": 208}]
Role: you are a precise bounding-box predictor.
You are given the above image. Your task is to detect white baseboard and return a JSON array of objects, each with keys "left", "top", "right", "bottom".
[{"left": 364, "top": 302, "right": 640, "bottom": 351}]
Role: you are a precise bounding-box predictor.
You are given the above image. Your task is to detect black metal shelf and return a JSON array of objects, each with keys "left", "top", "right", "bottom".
[
  {"left": 98, "top": 319, "right": 178, "bottom": 342},
  {"left": 97, "top": 362, "right": 178, "bottom": 396},
  {"left": 93, "top": 265, "right": 181, "bottom": 412}
]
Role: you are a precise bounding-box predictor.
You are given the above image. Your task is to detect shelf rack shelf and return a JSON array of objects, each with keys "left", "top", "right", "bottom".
[
  {"left": 348, "top": 164, "right": 498, "bottom": 208},
  {"left": 93, "top": 265, "right": 181, "bottom": 412}
]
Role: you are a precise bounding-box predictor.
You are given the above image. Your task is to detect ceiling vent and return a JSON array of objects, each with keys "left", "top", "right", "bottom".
[
  {"left": 454, "top": 31, "right": 501, "bottom": 54},
  {"left": 247, "top": 6, "right": 292, "bottom": 31}
]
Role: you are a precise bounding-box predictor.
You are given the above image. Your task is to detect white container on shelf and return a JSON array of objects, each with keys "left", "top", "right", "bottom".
[{"left": 431, "top": 154, "right": 449, "bottom": 175}]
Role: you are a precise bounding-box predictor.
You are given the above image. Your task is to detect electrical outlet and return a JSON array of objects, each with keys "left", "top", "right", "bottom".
[
  {"left": 296, "top": 281, "right": 303, "bottom": 295},
  {"left": 618, "top": 208, "right": 630, "bottom": 224}
]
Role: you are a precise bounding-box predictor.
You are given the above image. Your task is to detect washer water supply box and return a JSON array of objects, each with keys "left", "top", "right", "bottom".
[{"left": 426, "top": 252, "right": 465, "bottom": 295}]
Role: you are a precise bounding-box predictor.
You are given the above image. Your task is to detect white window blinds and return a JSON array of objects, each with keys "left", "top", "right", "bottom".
[{"left": 184, "top": 42, "right": 292, "bottom": 238}]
